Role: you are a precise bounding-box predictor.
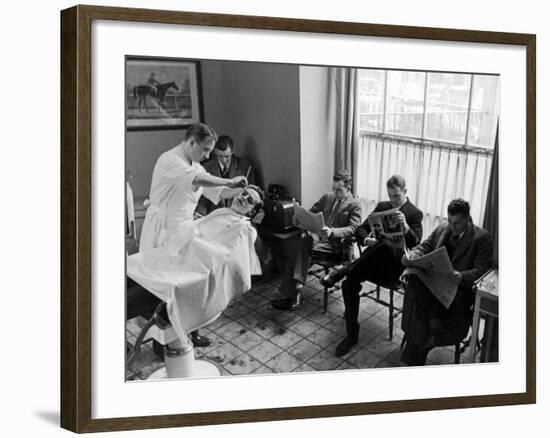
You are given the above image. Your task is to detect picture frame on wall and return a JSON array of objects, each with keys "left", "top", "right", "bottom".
[
  {"left": 126, "top": 57, "right": 202, "bottom": 130},
  {"left": 60, "top": 4, "right": 536, "bottom": 433}
]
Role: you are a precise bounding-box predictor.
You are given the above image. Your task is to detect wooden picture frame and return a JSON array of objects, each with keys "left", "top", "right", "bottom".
[{"left": 60, "top": 4, "right": 536, "bottom": 433}]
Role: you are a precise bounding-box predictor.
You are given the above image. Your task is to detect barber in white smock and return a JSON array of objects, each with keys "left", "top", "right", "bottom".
[
  {"left": 140, "top": 123, "right": 247, "bottom": 251},
  {"left": 139, "top": 123, "right": 247, "bottom": 347}
]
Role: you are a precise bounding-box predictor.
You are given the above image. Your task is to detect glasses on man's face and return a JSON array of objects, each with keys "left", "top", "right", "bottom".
[{"left": 239, "top": 189, "right": 257, "bottom": 206}]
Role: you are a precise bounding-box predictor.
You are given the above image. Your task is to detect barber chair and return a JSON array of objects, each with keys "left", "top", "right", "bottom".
[
  {"left": 125, "top": 176, "right": 222, "bottom": 379},
  {"left": 126, "top": 278, "right": 223, "bottom": 379}
]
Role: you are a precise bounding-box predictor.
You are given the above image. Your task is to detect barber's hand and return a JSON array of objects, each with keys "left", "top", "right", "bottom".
[
  {"left": 450, "top": 270, "right": 463, "bottom": 284},
  {"left": 393, "top": 211, "right": 409, "bottom": 232},
  {"left": 228, "top": 176, "right": 247, "bottom": 188},
  {"left": 401, "top": 254, "right": 412, "bottom": 267},
  {"left": 252, "top": 210, "right": 265, "bottom": 224},
  {"left": 320, "top": 226, "right": 333, "bottom": 239}
]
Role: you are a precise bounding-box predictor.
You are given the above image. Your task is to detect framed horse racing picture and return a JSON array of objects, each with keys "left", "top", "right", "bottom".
[{"left": 126, "top": 57, "right": 202, "bottom": 130}]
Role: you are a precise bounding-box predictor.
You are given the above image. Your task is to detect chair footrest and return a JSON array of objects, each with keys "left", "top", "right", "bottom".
[{"left": 131, "top": 315, "right": 179, "bottom": 346}]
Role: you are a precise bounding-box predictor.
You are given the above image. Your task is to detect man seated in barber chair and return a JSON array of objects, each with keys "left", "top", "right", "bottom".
[
  {"left": 127, "top": 186, "right": 265, "bottom": 359},
  {"left": 399, "top": 198, "right": 493, "bottom": 366},
  {"left": 321, "top": 174, "right": 424, "bottom": 357},
  {"left": 270, "top": 169, "right": 362, "bottom": 310}
]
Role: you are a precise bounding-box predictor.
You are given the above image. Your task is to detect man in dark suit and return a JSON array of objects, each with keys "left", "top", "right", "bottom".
[
  {"left": 270, "top": 170, "right": 362, "bottom": 310},
  {"left": 400, "top": 198, "right": 493, "bottom": 365},
  {"left": 327, "top": 175, "right": 424, "bottom": 357},
  {"left": 196, "top": 135, "right": 257, "bottom": 216}
]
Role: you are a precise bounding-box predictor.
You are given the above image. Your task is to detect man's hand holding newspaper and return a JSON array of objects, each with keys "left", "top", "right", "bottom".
[{"left": 400, "top": 246, "right": 460, "bottom": 309}]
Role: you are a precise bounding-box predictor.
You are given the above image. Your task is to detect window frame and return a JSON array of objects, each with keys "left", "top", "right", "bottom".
[{"left": 358, "top": 69, "right": 498, "bottom": 152}]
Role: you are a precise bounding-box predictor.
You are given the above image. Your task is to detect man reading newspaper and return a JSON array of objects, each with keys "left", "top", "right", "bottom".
[
  {"left": 400, "top": 198, "right": 493, "bottom": 366},
  {"left": 324, "top": 175, "right": 424, "bottom": 357}
]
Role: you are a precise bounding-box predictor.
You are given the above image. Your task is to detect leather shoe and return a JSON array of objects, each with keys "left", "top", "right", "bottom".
[
  {"left": 191, "top": 333, "right": 211, "bottom": 348},
  {"left": 320, "top": 266, "right": 348, "bottom": 288},
  {"left": 271, "top": 291, "right": 303, "bottom": 310},
  {"left": 335, "top": 335, "right": 359, "bottom": 357}
]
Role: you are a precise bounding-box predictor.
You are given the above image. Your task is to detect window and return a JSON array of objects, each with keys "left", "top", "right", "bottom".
[{"left": 358, "top": 69, "right": 499, "bottom": 149}]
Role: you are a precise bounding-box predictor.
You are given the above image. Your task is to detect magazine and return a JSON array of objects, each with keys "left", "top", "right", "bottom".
[
  {"left": 401, "top": 246, "right": 458, "bottom": 309},
  {"left": 293, "top": 202, "right": 325, "bottom": 235},
  {"left": 367, "top": 207, "right": 404, "bottom": 249}
]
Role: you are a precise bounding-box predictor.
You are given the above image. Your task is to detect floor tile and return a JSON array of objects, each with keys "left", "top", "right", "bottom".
[
  {"left": 241, "top": 292, "right": 271, "bottom": 310},
  {"left": 365, "top": 334, "right": 402, "bottom": 359},
  {"left": 292, "top": 363, "right": 317, "bottom": 374},
  {"left": 268, "top": 328, "right": 303, "bottom": 350},
  {"left": 251, "top": 365, "right": 274, "bottom": 375},
  {"left": 307, "top": 326, "right": 342, "bottom": 349},
  {"left": 208, "top": 314, "right": 233, "bottom": 331},
  {"left": 248, "top": 340, "right": 285, "bottom": 364},
  {"left": 265, "top": 351, "right": 304, "bottom": 373},
  {"left": 288, "top": 338, "right": 323, "bottom": 362},
  {"left": 231, "top": 329, "right": 266, "bottom": 352},
  {"left": 307, "top": 349, "right": 344, "bottom": 371},
  {"left": 224, "top": 353, "right": 263, "bottom": 374},
  {"left": 346, "top": 347, "right": 384, "bottom": 369},
  {"left": 223, "top": 301, "right": 251, "bottom": 320},
  {"left": 288, "top": 318, "right": 323, "bottom": 338},
  {"left": 305, "top": 308, "right": 340, "bottom": 327},
  {"left": 217, "top": 320, "right": 249, "bottom": 341},
  {"left": 206, "top": 343, "right": 244, "bottom": 366}
]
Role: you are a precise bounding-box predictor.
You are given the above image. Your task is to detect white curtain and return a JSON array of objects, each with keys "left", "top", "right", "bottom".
[{"left": 356, "top": 134, "right": 493, "bottom": 237}]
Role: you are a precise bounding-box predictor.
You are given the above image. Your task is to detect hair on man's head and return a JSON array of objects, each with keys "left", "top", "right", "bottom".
[
  {"left": 447, "top": 198, "right": 470, "bottom": 218},
  {"left": 184, "top": 123, "right": 218, "bottom": 145},
  {"left": 333, "top": 169, "right": 352, "bottom": 190},
  {"left": 246, "top": 185, "right": 265, "bottom": 217},
  {"left": 386, "top": 174, "right": 407, "bottom": 190},
  {"left": 215, "top": 135, "right": 234, "bottom": 152}
]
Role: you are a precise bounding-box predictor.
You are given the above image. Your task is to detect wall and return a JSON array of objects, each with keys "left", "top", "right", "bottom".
[
  {"left": 126, "top": 60, "right": 302, "bottom": 199},
  {"left": 299, "top": 66, "right": 335, "bottom": 207},
  {"left": 215, "top": 61, "right": 302, "bottom": 198}
]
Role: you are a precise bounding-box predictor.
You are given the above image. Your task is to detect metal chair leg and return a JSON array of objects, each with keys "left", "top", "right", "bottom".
[
  {"left": 126, "top": 301, "right": 166, "bottom": 369},
  {"left": 388, "top": 288, "right": 394, "bottom": 341},
  {"left": 454, "top": 342, "right": 461, "bottom": 364}
]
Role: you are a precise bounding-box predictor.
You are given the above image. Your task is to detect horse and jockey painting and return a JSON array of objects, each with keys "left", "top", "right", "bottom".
[{"left": 126, "top": 58, "right": 202, "bottom": 129}]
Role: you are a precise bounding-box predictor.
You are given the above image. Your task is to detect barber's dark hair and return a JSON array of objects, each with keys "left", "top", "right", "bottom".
[
  {"left": 184, "top": 123, "right": 218, "bottom": 145},
  {"left": 386, "top": 174, "right": 407, "bottom": 190},
  {"left": 215, "top": 135, "right": 234, "bottom": 152},
  {"left": 447, "top": 198, "right": 470, "bottom": 218},
  {"left": 246, "top": 185, "right": 265, "bottom": 218},
  {"left": 333, "top": 169, "right": 352, "bottom": 190}
]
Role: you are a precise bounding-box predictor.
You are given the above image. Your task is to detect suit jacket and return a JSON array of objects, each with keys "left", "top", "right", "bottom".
[
  {"left": 356, "top": 199, "right": 423, "bottom": 251},
  {"left": 408, "top": 220, "right": 493, "bottom": 295},
  {"left": 401, "top": 220, "right": 493, "bottom": 346},
  {"left": 195, "top": 155, "right": 257, "bottom": 215},
  {"left": 310, "top": 192, "right": 362, "bottom": 257}
]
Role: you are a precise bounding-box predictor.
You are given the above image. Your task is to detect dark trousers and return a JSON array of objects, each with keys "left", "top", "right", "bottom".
[{"left": 341, "top": 242, "right": 404, "bottom": 336}]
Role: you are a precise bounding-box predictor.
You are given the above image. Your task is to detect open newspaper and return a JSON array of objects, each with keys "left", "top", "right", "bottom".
[
  {"left": 293, "top": 202, "right": 325, "bottom": 235},
  {"left": 401, "top": 246, "right": 458, "bottom": 309},
  {"left": 367, "top": 207, "right": 404, "bottom": 249}
]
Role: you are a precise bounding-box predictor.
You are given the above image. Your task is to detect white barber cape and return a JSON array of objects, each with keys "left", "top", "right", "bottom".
[
  {"left": 127, "top": 208, "right": 262, "bottom": 340},
  {"left": 139, "top": 145, "right": 223, "bottom": 252}
]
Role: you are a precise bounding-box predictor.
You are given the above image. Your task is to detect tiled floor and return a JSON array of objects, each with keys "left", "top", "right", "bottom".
[{"left": 126, "top": 271, "right": 473, "bottom": 380}]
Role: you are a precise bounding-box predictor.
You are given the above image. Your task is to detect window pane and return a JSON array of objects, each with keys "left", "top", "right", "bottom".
[
  {"left": 358, "top": 69, "right": 385, "bottom": 132},
  {"left": 424, "top": 73, "right": 471, "bottom": 143},
  {"left": 468, "top": 75, "right": 499, "bottom": 148},
  {"left": 385, "top": 71, "right": 425, "bottom": 137}
]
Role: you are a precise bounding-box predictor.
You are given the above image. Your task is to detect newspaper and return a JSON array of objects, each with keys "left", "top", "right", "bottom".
[
  {"left": 401, "top": 246, "right": 458, "bottom": 309},
  {"left": 293, "top": 203, "right": 325, "bottom": 235},
  {"left": 367, "top": 207, "right": 404, "bottom": 249}
]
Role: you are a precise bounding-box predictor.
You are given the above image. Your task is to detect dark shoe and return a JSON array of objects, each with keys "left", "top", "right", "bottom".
[
  {"left": 191, "top": 333, "right": 211, "bottom": 348},
  {"left": 335, "top": 335, "right": 359, "bottom": 357},
  {"left": 271, "top": 291, "right": 303, "bottom": 310},
  {"left": 320, "top": 266, "right": 348, "bottom": 288}
]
